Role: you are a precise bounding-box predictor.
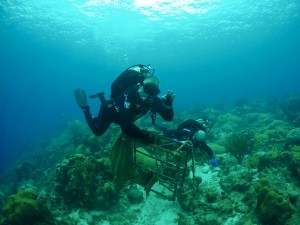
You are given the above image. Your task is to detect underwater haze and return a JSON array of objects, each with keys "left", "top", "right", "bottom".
[{"left": 0, "top": 0, "right": 299, "bottom": 171}]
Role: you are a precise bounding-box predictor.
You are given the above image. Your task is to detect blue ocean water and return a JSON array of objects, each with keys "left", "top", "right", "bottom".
[{"left": 0, "top": 0, "right": 299, "bottom": 172}]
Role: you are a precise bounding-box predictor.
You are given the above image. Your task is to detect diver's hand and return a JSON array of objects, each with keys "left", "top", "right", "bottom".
[
  {"left": 163, "top": 90, "right": 175, "bottom": 106},
  {"left": 144, "top": 95, "right": 155, "bottom": 105},
  {"left": 81, "top": 105, "right": 90, "bottom": 112}
]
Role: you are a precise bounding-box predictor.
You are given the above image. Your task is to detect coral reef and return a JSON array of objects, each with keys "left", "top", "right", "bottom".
[
  {"left": 255, "top": 178, "right": 294, "bottom": 225},
  {"left": 0, "top": 191, "right": 4, "bottom": 219},
  {"left": 280, "top": 96, "right": 300, "bottom": 127},
  {"left": 285, "top": 128, "right": 300, "bottom": 147},
  {"left": 55, "top": 154, "right": 118, "bottom": 209},
  {"left": 3, "top": 187, "right": 53, "bottom": 225},
  {"left": 223, "top": 132, "right": 253, "bottom": 163},
  {"left": 127, "top": 185, "right": 144, "bottom": 204},
  {"left": 257, "top": 145, "right": 300, "bottom": 182},
  {"left": 1, "top": 95, "right": 300, "bottom": 225}
]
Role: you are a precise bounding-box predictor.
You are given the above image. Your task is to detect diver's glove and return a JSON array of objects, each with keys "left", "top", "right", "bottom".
[
  {"left": 162, "top": 90, "right": 175, "bottom": 106},
  {"left": 144, "top": 95, "right": 155, "bottom": 105},
  {"left": 210, "top": 157, "right": 219, "bottom": 167},
  {"left": 81, "top": 105, "right": 90, "bottom": 112}
]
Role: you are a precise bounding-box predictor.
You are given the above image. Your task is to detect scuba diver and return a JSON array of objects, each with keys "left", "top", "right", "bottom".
[
  {"left": 157, "top": 118, "right": 219, "bottom": 167},
  {"left": 74, "top": 64, "right": 175, "bottom": 143}
]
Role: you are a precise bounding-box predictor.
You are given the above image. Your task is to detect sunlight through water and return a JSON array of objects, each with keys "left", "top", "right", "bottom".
[{"left": 1, "top": 0, "right": 299, "bottom": 66}]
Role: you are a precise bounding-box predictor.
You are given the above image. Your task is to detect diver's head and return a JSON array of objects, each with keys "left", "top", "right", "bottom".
[
  {"left": 193, "top": 130, "right": 206, "bottom": 142},
  {"left": 196, "top": 118, "right": 213, "bottom": 129},
  {"left": 128, "top": 64, "right": 155, "bottom": 77},
  {"left": 143, "top": 76, "right": 160, "bottom": 97},
  {"left": 128, "top": 65, "right": 147, "bottom": 77}
]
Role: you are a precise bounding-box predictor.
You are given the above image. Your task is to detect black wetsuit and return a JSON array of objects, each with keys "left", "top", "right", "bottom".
[
  {"left": 83, "top": 72, "right": 174, "bottom": 141},
  {"left": 160, "top": 119, "right": 214, "bottom": 158}
]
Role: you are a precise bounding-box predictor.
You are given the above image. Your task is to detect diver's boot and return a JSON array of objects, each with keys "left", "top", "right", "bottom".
[{"left": 89, "top": 92, "right": 107, "bottom": 104}]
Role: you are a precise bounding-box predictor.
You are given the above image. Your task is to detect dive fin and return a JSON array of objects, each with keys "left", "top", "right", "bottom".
[{"left": 74, "top": 88, "right": 87, "bottom": 107}]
